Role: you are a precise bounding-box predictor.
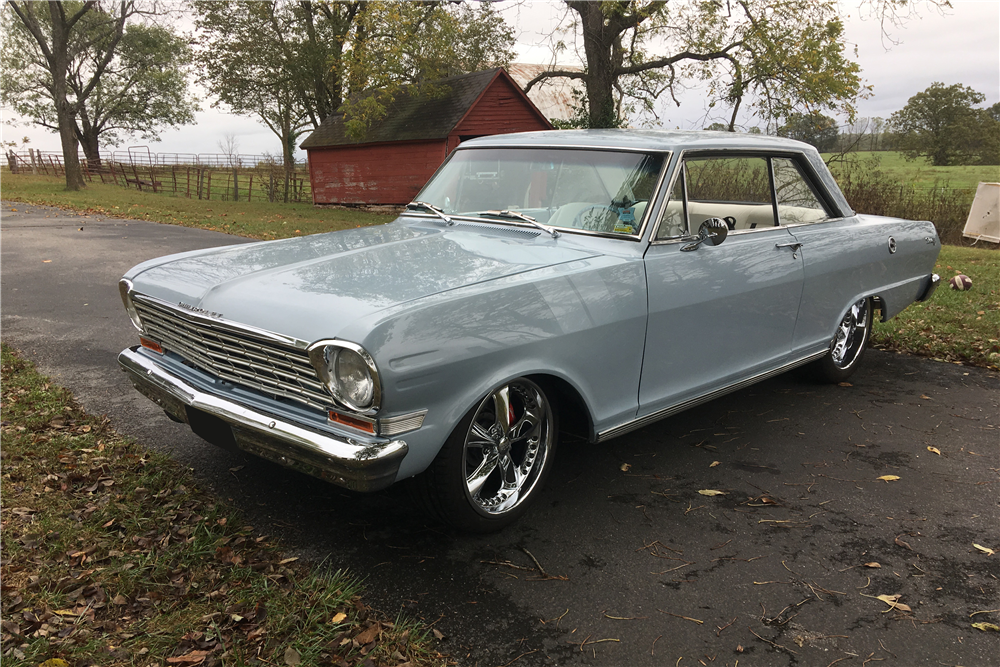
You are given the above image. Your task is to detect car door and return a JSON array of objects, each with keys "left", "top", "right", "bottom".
[
  {"left": 769, "top": 156, "right": 878, "bottom": 355},
  {"left": 638, "top": 155, "right": 804, "bottom": 418}
]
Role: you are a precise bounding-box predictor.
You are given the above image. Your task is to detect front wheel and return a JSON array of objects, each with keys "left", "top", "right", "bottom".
[
  {"left": 810, "top": 297, "right": 873, "bottom": 383},
  {"left": 414, "top": 378, "right": 557, "bottom": 532}
]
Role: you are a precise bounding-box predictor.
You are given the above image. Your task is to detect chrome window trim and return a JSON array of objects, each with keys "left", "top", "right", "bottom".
[
  {"left": 408, "top": 147, "right": 672, "bottom": 241},
  {"left": 596, "top": 349, "right": 828, "bottom": 442},
  {"left": 307, "top": 339, "right": 383, "bottom": 415},
  {"left": 649, "top": 148, "right": 842, "bottom": 243}
]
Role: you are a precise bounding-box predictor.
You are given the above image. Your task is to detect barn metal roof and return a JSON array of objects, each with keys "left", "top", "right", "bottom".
[{"left": 301, "top": 68, "right": 546, "bottom": 149}]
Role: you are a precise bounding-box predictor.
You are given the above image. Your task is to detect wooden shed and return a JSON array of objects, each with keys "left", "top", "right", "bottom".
[{"left": 301, "top": 68, "right": 553, "bottom": 206}]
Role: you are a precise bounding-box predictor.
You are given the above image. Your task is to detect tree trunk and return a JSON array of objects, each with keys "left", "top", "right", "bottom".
[
  {"left": 76, "top": 110, "right": 102, "bottom": 167},
  {"left": 569, "top": 2, "right": 622, "bottom": 129},
  {"left": 46, "top": 4, "right": 86, "bottom": 190}
]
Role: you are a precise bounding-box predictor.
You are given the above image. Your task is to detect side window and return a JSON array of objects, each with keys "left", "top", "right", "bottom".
[
  {"left": 772, "top": 158, "right": 833, "bottom": 225},
  {"left": 656, "top": 169, "right": 687, "bottom": 239},
  {"left": 684, "top": 157, "right": 775, "bottom": 231}
]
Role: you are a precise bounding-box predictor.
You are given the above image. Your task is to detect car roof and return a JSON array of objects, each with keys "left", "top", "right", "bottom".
[{"left": 460, "top": 129, "right": 817, "bottom": 154}]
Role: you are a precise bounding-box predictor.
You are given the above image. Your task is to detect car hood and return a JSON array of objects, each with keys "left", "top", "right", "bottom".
[{"left": 129, "top": 221, "right": 601, "bottom": 342}]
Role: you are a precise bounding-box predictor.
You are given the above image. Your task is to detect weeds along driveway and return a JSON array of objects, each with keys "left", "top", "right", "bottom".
[{"left": 2, "top": 202, "right": 998, "bottom": 667}]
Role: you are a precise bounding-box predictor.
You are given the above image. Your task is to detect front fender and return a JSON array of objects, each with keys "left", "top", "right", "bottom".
[{"left": 355, "top": 256, "right": 648, "bottom": 479}]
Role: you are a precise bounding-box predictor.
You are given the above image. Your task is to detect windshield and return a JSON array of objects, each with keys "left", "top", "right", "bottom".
[{"left": 414, "top": 148, "right": 667, "bottom": 236}]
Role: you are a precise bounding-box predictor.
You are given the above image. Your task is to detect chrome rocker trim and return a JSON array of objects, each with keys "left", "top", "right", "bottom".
[
  {"left": 118, "top": 346, "right": 408, "bottom": 492},
  {"left": 596, "top": 349, "right": 829, "bottom": 442}
]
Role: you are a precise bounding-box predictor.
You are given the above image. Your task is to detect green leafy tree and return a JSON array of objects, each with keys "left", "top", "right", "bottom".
[
  {"left": 3, "top": 1, "right": 131, "bottom": 189},
  {"left": 523, "top": 1, "right": 866, "bottom": 130},
  {"left": 195, "top": 1, "right": 515, "bottom": 159},
  {"left": 890, "top": 82, "right": 991, "bottom": 166},
  {"left": 778, "top": 112, "right": 839, "bottom": 151},
  {"left": 3, "top": 12, "right": 197, "bottom": 165},
  {"left": 339, "top": 1, "right": 515, "bottom": 139},
  {"left": 2, "top": 2, "right": 189, "bottom": 183},
  {"left": 194, "top": 1, "right": 361, "bottom": 168}
]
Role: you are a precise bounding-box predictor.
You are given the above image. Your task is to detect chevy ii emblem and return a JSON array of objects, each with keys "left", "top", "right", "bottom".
[{"left": 178, "top": 302, "right": 224, "bottom": 319}]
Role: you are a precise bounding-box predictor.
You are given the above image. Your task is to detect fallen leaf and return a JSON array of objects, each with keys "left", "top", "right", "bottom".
[
  {"left": 972, "top": 622, "right": 999, "bottom": 632},
  {"left": 927, "top": 446, "right": 941, "bottom": 456},
  {"left": 432, "top": 628, "right": 446, "bottom": 640},
  {"left": 166, "top": 650, "right": 211, "bottom": 665},
  {"left": 973, "top": 544, "right": 995, "bottom": 556},
  {"left": 698, "top": 489, "right": 725, "bottom": 496},
  {"left": 43, "top": 259, "right": 52, "bottom": 263},
  {"left": 356, "top": 624, "right": 381, "bottom": 644},
  {"left": 838, "top": 382, "right": 853, "bottom": 387},
  {"left": 864, "top": 562, "right": 881, "bottom": 568},
  {"left": 283, "top": 646, "right": 301, "bottom": 665},
  {"left": 876, "top": 594, "right": 912, "bottom": 612},
  {"left": 278, "top": 557, "right": 298, "bottom": 565},
  {"left": 331, "top": 612, "right": 347, "bottom": 624},
  {"left": 709, "top": 461, "right": 721, "bottom": 468},
  {"left": 620, "top": 463, "right": 631, "bottom": 472},
  {"left": 39, "top": 660, "right": 70, "bottom": 667},
  {"left": 877, "top": 475, "right": 900, "bottom": 482}
]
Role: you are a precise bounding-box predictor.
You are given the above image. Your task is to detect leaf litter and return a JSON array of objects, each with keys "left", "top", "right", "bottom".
[{"left": 0, "top": 345, "right": 443, "bottom": 667}]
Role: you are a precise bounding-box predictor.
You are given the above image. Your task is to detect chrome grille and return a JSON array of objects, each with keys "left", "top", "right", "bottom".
[{"left": 133, "top": 296, "right": 332, "bottom": 411}]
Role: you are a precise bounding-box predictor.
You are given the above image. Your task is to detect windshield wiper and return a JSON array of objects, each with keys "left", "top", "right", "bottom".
[
  {"left": 406, "top": 201, "right": 453, "bottom": 225},
  {"left": 481, "top": 210, "right": 560, "bottom": 238}
]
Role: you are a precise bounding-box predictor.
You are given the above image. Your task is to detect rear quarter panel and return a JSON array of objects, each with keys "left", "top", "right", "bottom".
[{"left": 789, "top": 214, "right": 940, "bottom": 355}]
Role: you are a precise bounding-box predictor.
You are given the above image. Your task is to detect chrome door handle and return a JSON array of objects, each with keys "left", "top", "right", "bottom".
[{"left": 775, "top": 241, "right": 803, "bottom": 258}]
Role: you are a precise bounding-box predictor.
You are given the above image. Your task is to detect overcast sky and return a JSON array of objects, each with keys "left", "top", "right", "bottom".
[{"left": 3, "top": 0, "right": 998, "bottom": 159}]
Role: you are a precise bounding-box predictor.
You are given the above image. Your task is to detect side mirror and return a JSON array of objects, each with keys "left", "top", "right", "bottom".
[{"left": 681, "top": 217, "right": 729, "bottom": 251}]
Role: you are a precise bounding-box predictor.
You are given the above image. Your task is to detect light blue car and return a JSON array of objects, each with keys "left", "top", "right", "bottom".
[{"left": 118, "top": 130, "right": 941, "bottom": 531}]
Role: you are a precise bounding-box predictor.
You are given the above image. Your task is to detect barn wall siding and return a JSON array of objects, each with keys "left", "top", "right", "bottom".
[
  {"left": 453, "top": 77, "right": 551, "bottom": 136},
  {"left": 309, "top": 140, "right": 447, "bottom": 205}
]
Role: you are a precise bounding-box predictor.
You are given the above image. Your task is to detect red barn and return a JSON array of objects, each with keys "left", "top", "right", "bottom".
[{"left": 301, "top": 68, "right": 553, "bottom": 206}]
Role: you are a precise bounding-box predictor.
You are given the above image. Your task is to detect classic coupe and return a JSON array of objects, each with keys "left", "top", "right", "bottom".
[{"left": 118, "top": 130, "right": 941, "bottom": 531}]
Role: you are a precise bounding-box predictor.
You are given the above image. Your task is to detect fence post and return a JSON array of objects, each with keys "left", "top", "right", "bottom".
[
  {"left": 232, "top": 167, "right": 239, "bottom": 201},
  {"left": 206, "top": 170, "right": 212, "bottom": 200},
  {"left": 247, "top": 174, "right": 253, "bottom": 202},
  {"left": 29, "top": 148, "right": 38, "bottom": 174}
]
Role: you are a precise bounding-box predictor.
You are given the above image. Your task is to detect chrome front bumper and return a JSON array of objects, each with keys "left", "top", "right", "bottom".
[{"left": 118, "top": 347, "right": 408, "bottom": 492}]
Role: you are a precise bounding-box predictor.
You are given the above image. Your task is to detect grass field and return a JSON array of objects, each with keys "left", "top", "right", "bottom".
[
  {"left": 825, "top": 151, "right": 1000, "bottom": 191},
  {"left": 1, "top": 173, "right": 391, "bottom": 240},
  {"left": 873, "top": 245, "right": 1000, "bottom": 371}
]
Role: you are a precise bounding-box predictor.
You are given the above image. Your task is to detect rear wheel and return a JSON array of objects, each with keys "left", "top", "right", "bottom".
[
  {"left": 415, "top": 378, "right": 557, "bottom": 532},
  {"left": 811, "top": 297, "right": 873, "bottom": 383}
]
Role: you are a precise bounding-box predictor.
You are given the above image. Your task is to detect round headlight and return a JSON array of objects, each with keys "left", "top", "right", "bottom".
[
  {"left": 334, "top": 348, "right": 374, "bottom": 408},
  {"left": 308, "top": 341, "right": 381, "bottom": 413}
]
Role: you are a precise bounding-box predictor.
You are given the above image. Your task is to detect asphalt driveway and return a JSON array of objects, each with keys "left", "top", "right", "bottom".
[{"left": 3, "top": 202, "right": 998, "bottom": 667}]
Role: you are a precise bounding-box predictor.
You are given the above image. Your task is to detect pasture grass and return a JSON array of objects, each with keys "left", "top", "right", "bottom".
[
  {"left": 1, "top": 172, "right": 393, "bottom": 240},
  {"left": 825, "top": 151, "right": 1000, "bottom": 191}
]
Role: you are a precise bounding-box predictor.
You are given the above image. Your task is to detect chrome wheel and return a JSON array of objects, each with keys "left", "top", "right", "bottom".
[
  {"left": 462, "top": 379, "right": 553, "bottom": 516},
  {"left": 830, "top": 298, "right": 870, "bottom": 370}
]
